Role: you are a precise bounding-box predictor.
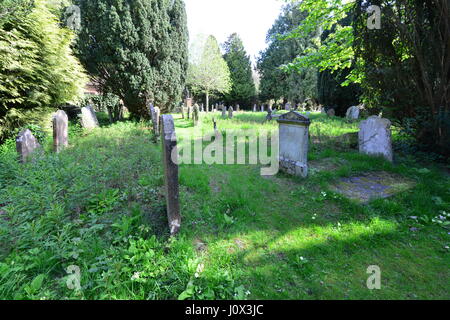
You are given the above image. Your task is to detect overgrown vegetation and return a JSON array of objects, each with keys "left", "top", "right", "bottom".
[{"left": 1, "top": 113, "right": 448, "bottom": 299}]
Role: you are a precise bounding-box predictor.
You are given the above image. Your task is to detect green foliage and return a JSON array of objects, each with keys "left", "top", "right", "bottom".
[
  {"left": 0, "top": 0, "right": 87, "bottom": 119},
  {"left": 187, "top": 35, "right": 231, "bottom": 110},
  {"left": 222, "top": 33, "right": 256, "bottom": 108},
  {"left": 257, "top": 3, "right": 318, "bottom": 104},
  {"left": 353, "top": 0, "right": 450, "bottom": 156},
  {"left": 76, "top": 0, "right": 189, "bottom": 117}
]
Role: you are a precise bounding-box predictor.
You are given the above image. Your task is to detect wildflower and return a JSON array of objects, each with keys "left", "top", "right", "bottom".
[{"left": 131, "top": 272, "right": 141, "bottom": 281}]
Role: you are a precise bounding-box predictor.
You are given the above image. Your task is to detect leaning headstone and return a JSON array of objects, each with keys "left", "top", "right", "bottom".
[
  {"left": 276, "top": 111, "right": 311, "bottom": 178},
  {"left": 160, "top": 115, "right": 181, "bottom": 235},
  {"left": 228, "top": 106, "right": 234, "bottom": 118},
  {"left": 53, "top": 110, "right": 68, "bottom": 153},
  {"left": 80, "top": 105, "right": 99, "bottom": 129},
  {"left": 16, "top": 129, "right": 41, "bottom": 163},
  {"left": 359, "top": 116, "right": 393, "bottom": 162},
  {"left": 192, "top": 104, "right": 200, "bottom": 126},
  {"left": 346, "top": 106, "right": 360, "bottom": 120},
  {"left": 327, "top": 108, "right": 335, "bottom": 117}
]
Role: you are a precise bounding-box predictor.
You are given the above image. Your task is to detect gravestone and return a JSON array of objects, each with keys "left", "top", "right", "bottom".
[
  {"left": 253, "top": 104, "right": 257, "bottom": 112},
  {"left": 53, "top": 110, "right": 68, "bottom": 153},
  {"left": 327, "top": 108, "right": 335, "bottom": 117},
  {"left": 261, "top": 105, "right": 265, "bottom": 112},
  {"left": 277, "top": 111, "right": 311, "bottom": 178},
  {"left": 236, "top": 104, "right": 240, "bottom": 112},
  {"left": 192, "top": 104, "right": 200, "bottom": 126},
  {"left": 346, "top": 106, "right": 360, "bottom": 120},
  {"left": 80, "top": 105, "right": 99, "bottom": 129},
  {"left": 149, "top": 104, "right": 160, "bottom": 137},
  {"left": 285, "top": 103, "right": 291, "bottom": 111},
  {"left": 187, "top": 106, "right": 192, "bottom": 119},
  {"left": 16, "top": 129, "right": 41, "bottom": 163},
  {"left": 359, "top": 116, "right": 393, "bottom": 162},
  {"left": 200, "top": 104, "right": 204, "bottom": 112},
  {"left": 266, "top": 110, "right": 273, "bottom": 121},
  {"left": 160, "top": 114, "right": 181, "bottom": 235},
  {"left": 222, "top": 107, "right": 227, "bottom": 118},
  {"left": 228, "top": 106, "right": 234, "bottom": 118}
]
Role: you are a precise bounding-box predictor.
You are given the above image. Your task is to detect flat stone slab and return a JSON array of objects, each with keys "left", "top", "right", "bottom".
[{"left": 332, "top": 171, "right": 415, "bottom": 203}]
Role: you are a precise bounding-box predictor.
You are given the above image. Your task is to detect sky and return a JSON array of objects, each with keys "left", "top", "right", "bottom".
[{"left": 184, "top": 0, "right": 285, "bottom": 64}]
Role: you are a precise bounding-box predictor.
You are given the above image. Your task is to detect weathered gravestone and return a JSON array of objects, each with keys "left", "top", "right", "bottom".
[
  {"left": 16, "top": 129, "right": 41, "bottom": 163},
  {"left": 200, "top": 104, "right": 204, "bottom": 112},
  {"left": 53, "top": 110, "right": 68, "bottom": 153},
  {"left": 276, "top": 111, "right": 311, "bottom": 178},
  {"left": 285, "top": 103, "right": 291, "bottom": 111},
  {"left": 327, "top": 108, "right": 335, "bottom": 117},
  {"left": 359, "top": 116, "right": 393, "bottom": 162},
  {"left": 80, "top": 105, "right": 99, "bottom": 129},
  {"left": 228, "top": 106, "right": 234, "bottom": 118},
  {"left": 148, "top": 104, "right": 160, "bottom": 137},
  {"left": 160, "top": 114, "right": 181, "bottom": 235},
  {"left": 222, "top": 106, "right": 227, "bottom": 118},
  {"left": 346, "top": 106, "right": 360, "bottom": 120},
  {"left": 261, "top": 105, "right": 265, "bottom": 112},
  {"left": 236, "top": 104, "right": 240, "bottom": 112},
  {"left": 192, "top": 104, "right": 200, "bottom": 126},
  {"left": 253, "top": 104, "right": 256, "bottom": 112}
]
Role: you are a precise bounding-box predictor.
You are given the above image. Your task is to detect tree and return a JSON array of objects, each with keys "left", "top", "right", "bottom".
[
  {"left": 187, "top": 35, "right": 231, "bottom": 111},
  {"left": 222, "top": 33, "right": 256, "bottom": 108},
  {"left": 354, "top": 0, "right": 450, "bottom": 156},
  {"left": 76, "top": 0, "right": 189, "bottom": 117},
  {"left": 0, "top": 0, "right": 87, "bottom": 119},
  {"left": 257, "top": 4, "right": 318, "bottom": 105}
]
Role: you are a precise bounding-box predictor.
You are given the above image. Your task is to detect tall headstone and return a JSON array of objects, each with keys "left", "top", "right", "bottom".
[
  {"left": 228, "top": 106, "right": 234, "bottom": 118},
  {"left": 253, "top": 104, "right": 257, "bottom": 112},
  {"left": 53, "top": 110, "right": 68, "bottom": 153},
  {"left": 160, "top": 115, "right": 181, "bottom": 235},
  {"left": 359, "top": 116, "right": 393, "bottom": 162},
  {"left": 346, "top": 106, "right": 360, "bottom": 120},
  {"left": 200, "top": 104, "right": 204, "bottom": 112},
  {"left": 236, "top": 104, "right": 240, "bottom": 112},
  {"left": 149, "top": 104, "right": 160, "bottom": 137},
  {"left": 222, "top": 107, "right": 227, "bottom": 118},
  {"left": 276, "top": 111, "right": 311, "bottom": 178},
  {"left": 261, "top": 105, "right": 265, "bottom": 112},
  {"left": 192, "top": 104, "right": 200, "bottom": 126},
  {"left": 80, "top": 105, "right": 99, "bottom": 129},
  {"left": 16, "top": 129, "right": 41, "bottom": 163}
]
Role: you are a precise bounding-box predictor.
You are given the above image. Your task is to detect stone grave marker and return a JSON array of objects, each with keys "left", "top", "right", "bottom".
[
  {"left": 222, "top": 106, "right": 227, "bottom": 118},
  {"left": 346, "top": 106, "right": 360, "bottom": 120},
  {"left": 228, "top": 106, "right": 234, "bottom": 118},
  {"left": 80, "top": 105, "right": 99, "bottom": 129},
  {"left": 327, "top": 108, "right": 335, "bottom": 117},
  {"left": 253, "top": 104, "right": 257, "bottom": 112},
  {"left": 261, "top": 105, "right": 265, "bottom": 112},
  {"left": 359, "top": 116, "right": 393, "bottom": 162},
  {"left": 160, "top": 114, "right": 181, "bottom": 235},
  {"left": 53, "top": 110, "right": 68, "bottom": 153},
  {"left": 276, "top": 111, "right": 311, "bottom": 177},
  {"left": 192, "top": 104, "right": 200, "bottom": 126},
  {"left": 16, "top": 129, "right": 41, "bottom": 163}
]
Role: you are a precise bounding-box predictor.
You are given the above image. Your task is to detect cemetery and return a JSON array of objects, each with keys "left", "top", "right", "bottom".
[{"left": 0, "top": 0, "right": 448, "bottom": 302}]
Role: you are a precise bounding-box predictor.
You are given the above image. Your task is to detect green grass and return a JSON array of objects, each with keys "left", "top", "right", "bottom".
[{"left": 0, "top": 111, "right": 449, "bottom": 300}]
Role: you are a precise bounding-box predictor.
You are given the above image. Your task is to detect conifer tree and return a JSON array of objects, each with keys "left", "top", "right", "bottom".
[
  {"left": 76, "top": 0, "right": 189, "bottom": 116},
  {"left": 222, "top": 33, "right": 256, "bottom": 108}
]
